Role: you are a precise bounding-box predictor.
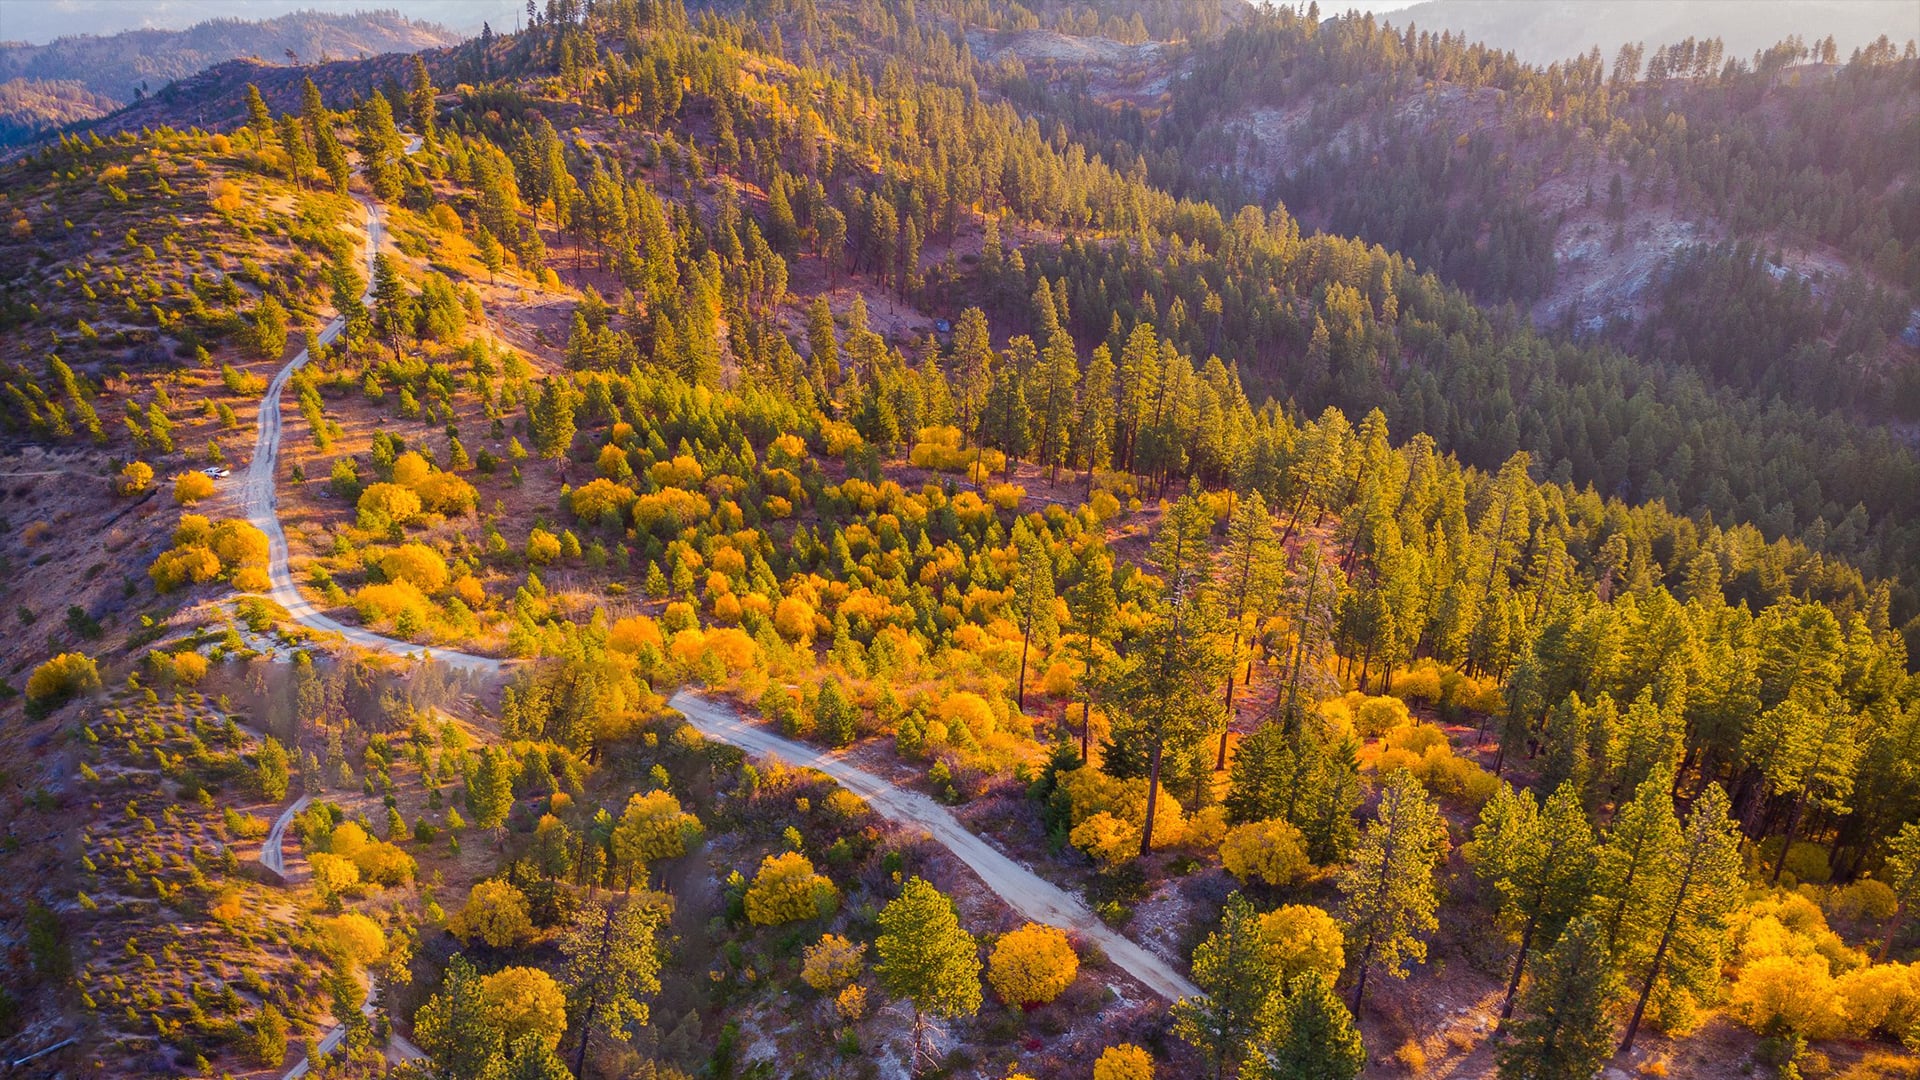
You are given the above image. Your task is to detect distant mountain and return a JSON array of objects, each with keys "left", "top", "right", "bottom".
[
  {"left": 1390, "top": 0, "right": 1918, "bottom": 65},
  {"left": 0, "top": 9, "right": 463, "bottom": 145}
]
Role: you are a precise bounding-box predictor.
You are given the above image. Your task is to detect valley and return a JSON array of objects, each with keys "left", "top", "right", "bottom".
[{"left": 0, "top": 2, "right": 1916, "bottom": 1079}]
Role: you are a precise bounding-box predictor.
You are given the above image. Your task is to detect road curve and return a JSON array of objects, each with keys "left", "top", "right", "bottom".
[
  {"left": 667, "top": 689, "right": 1201, "bottom": 1002},
  {"left": 241, "top": 146, "right": 501, "bottom": 676},
  {"left": 280, "top": 974, "right": 425, "bottom": 1080},
  {"left": 259, "top": 793, "right": 312, "bottom": 879}
]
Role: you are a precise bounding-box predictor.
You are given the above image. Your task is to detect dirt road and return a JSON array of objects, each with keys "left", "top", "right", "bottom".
[
  {"left": 240, "top": 139, "right": 500, "bottom": 676},
  {"left": 666, "top": 689, "right": 1201, "bottom": 1002},
  {"left": 259, "top": 793, "right": 312, "bottom": 879}
]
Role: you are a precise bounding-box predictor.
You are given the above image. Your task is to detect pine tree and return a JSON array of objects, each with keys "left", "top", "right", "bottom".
[
  {"left": 407, "top": 54, "right": 438, "bottom": 145},
  {"left": 278, "top": 113, "right": 314, "bottom": 187},
  {"left": 560, "top": 896, "right": 664, "bottom": 1079},
  {"left": 1248, "top": 972, "right": 1366, "bottom": 1080},
  {"left": 1173, "top": 892, "right": 1285, "bottom": 1080},
  {"left": 1011, "top": 519, "right": 1058, "bottom": 712},
  {"left": 475, "top": 224, "right": 506, "bottom": 283},
  {"left": 1465, "top": 782, "right": 1596, "bottom": 1023},
  {"left": 1496, "top": 916, "right": 1619, "bottom": 1080},
  {"left": 1103, "top": 494, "right": 1227, "bottom": 855},
  {"left": 1276, "top": 541, "right": 1342, "bottom": 732},
  {"left": 1337, "top": 770, "right": 1448, "bottom": 1008},
  {"left": 414, "top": 956, "right": 498, "bottom": 1080},
  {"left": 1588, "top": 766, "right": 1682, "bottom": 959},
  {"left": 371, "top": 254, "right": 410, "bottom": 359},
  {"left": 256, "top": 736, "right": 290, "bottom": 800},
  {"left": 1878, "top": 821, "right": 1920, "bottom": 961},
  {"left": 1066, "top": 543, "right": 1118, "bottom": 761},
  {"left": 469, "top": 747, "right": 515, "bottom": 836},
  {"left": 245, "top": 83, "right": 274, "bottom": 148},
  {"left": 1618, "top": 783, "right": 1745, "bottom": 1052},
  {"left": 875, "top": 877, "right": 981, "bottom": 1076},
  {"left": 806, "top": 295, "right": 839, "bottom": 391},
  {"left": 529, "top": 378, "right": 578, "bottom": 459},
  {"left": 951, "top": 307, "right": 993, "bottom": 445},
  {"left": 304, "top": 80, "right": 351, "bottom": 194},
  {"left": 1036, "top": 329, "right": 1080, "bottom": 485},
  {"left": 1219, "top": 489, "right": 1284, "bottom": 767},
  {"left": 1747, "top": 695, "right": 1859, "bottom": 885},
  {"left": 357, "top": 90, "right": 408, "bottom": 202},
  {"left": 1076, "top": 342, "right": 1117, "bottom": 491}
]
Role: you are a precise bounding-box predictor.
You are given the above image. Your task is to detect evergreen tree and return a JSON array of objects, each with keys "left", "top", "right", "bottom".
[
  {"left": 1496, "top": 916, "right": 1620, "bottom": 1080},
  {"left": 1174, "top": 892, "right": 1285, "bottom": 1080},
  {"left": 1619, "top": 783, "right": 1745, "bottom": 1052},
  {"left": 469, "top": 747, "right": 515, "bottom": 836},
  {"left": 1035, "top": 329, "right": 1080, "bottom": 485},
  {"left": 1219, "top": 489, "right": 1284, "bottom": 767},
  {"left": 561, "top": 896, "right": 665, "bottom": 1079},
  {"left": 875, "top": 877, "right": 981, "bottom": 1076},
  {"left": 1066, "top": 542, "right": 1118, "bottom": 761},
  {"left": 1337, "top": 770, "right": 1448, "bottom": 1008},
  {"left": 1076, "top": 342, "right": 1117, "bottom": 490},
  {"left": 371, "top": 253, "right": 411, "bottom": 359},
  {"left": 408, "top": 54, "right": 438, "bottom": 145},
  {"left": 414, "top": 956, "right": 498, "bottom": 1080},
  {"left": 1248, "top": 972, "right": 1366, "bottom": 1080},
  {"left": 244, "top": 83, "right": 274, "bottom": 148},
  {"left": 356, "top": 90, "right": 408, "bottom": 202},
  {"left": 278, "top": 113, "right": 314, "bottom": 187},
  {"left": 1878, "top": 821, "right": 1920, "bottom": 961},
  {"left": 1103, "top": 494, "right": 1228, "bottom": 854},
  {"left": 1010, "top": 519, "right": 1058, "bottom": 712},
  {"left": 1465, "top": 782, "right": 1596, "bottom": 1023},
  {"left": 529, "top": 378, "right": 578, "bottom": 459},
  {"left": 1588, "top": 766, "right": 1682, "bottom": 959}
]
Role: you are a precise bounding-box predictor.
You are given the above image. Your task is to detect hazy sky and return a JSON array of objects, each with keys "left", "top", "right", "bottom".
[{"left": 1, "top": 0, "right": 1428, "bottom": 46}]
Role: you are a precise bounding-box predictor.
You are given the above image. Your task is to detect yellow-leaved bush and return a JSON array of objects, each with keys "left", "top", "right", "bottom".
[
  {"left": 987, "top": 923, "right": 1078, "bottom": 1007},
  {"left": 26, "top": 652, "right": 101, "bottom": 710},
  {"left": 1053, "top": 766, "right": 1194, "bottom": 863},
  {"left": 743, "top": 852, "right": 838, "bottom": 926},
  {"left": 150, "top": 515, "right": 270, "bottom": 592},
  {"left": 800, "top": 933, "right": 866, "bottom": 992},
  {"left": 479, "top": 966, "right": 568, "bottom": 1051},
  {"left": 1220, "top": 819, "right": 1312, "bottom": 888},
  {"left": 1725, "top": 890, "right": 1920, "bottom": 1042},
  {"left": 1366, "top": 723, "right": 1499, "bottom": 807},
  {"left": 1093, "top": 1044, "right": 1154, "bottom": 1080},
  {"left": 449, "top": 879, "right": 533, "bottom": 948}
]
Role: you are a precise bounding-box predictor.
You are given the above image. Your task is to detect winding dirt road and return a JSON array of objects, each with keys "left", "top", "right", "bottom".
[
  {"left": 241, "top": 140, "right": 500, "bottom": 676},
  {"left": 667, "top": 689, "right": 1201, "bottom": 1002},
  {"left": 259, "top": 793, "right": 312, "bottom": 880}
]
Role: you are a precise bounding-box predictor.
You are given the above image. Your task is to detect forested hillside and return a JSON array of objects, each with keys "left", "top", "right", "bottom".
[
  {"left": 0, "top": 11, "right": 462, "bottom": 147},
  {"left": 1, "top": 1, "right": 1918, "bottom": 1079},
  {"left": 978, "top": 3, "right": 1920, "bottom": 424}
]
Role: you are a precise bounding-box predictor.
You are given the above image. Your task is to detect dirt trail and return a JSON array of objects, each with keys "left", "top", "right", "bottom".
[
  {"left": 667, "top": 689, "right": 1201, "bottom": 1002},
  {"left": 259, "top": 793, "right": 312, "bottom": 879},
  {"left": 240, "top": 136, "right": 500, "bottom": 676}
]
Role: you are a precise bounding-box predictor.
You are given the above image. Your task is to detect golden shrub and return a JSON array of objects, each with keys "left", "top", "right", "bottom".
[
  {"left": 449, "top": 879, "right": 533, "bottom": 948},
  {"left": 1221, "top": 819, "right": 1311, "bottom": 887},
  {"left": 116, "top": 461, "right": 154, "bottom": 495},
  {"left": 987, "top": 923, "right": 1078, "bottom": 1007},
  {"left": 172, "top": 471, "right": 215, "bottom": 505},
  {"left": 1258, "top": 904, "right": 1346, "bottom": 982},
  {"left": 800, "top": 933, "right": 866, "bottom": 992},
  {"left": 25, "top": 652, "right": 100, "bottom": 707},
  {"left": 743, "top": 852, "right": 837, "bottom": 926},
  {"left": 1093, "top": 1044, "right": 1154, "bottom": 1080},
  {"left": 479, "top": 966, "right": 567, "bottom": 1050},
  {"left": 380, "top": 543, "right": 450, "bottom": 593},
  {"left": 608, "top": 615, "right": 665, "bottom": 655}
]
